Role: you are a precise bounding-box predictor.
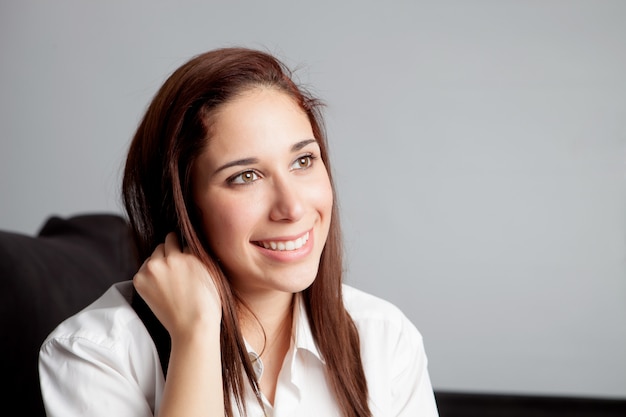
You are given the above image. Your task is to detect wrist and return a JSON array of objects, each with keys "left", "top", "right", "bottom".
[{"left": 170, "top": 318, "right": 221, "bottom": 347}]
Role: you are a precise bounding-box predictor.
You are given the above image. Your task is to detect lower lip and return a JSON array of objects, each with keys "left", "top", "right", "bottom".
[{"left": 254, "top": 230, "right": 315, "bottom": 262}]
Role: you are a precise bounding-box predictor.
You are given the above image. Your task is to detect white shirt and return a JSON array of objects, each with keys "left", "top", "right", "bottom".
[{"left": 39, "top": 281, "right": 439, "bottom": 417}]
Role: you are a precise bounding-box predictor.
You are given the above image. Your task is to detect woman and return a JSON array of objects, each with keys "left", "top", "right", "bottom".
[{"left": 39, "top": 47, "right": 438, "bottom": 417}]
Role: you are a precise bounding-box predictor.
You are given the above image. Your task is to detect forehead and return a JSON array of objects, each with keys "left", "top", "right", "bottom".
[{"left": 201, "top": 88, "right": 315, "bottom": 162}]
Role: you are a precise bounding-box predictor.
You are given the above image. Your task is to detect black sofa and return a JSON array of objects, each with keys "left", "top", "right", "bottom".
[
  {"left": 1, "top": 214, "right": 139, "bottom": 416},
  {"left": 1, "top": 213, "right": 624, "bottom": 416}
]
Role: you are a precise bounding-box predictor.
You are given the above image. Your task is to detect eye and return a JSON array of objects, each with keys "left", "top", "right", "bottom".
[
  {"left": 291, "top": 154, "right": 316, "bottom": 170},
  {"left": 229, "top": 170, "right": 259, "bottom": 185}
]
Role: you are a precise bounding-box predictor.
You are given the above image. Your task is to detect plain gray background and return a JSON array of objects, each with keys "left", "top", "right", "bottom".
[{"left": 1, "top": 0, "right": 625, "bottom": 399}]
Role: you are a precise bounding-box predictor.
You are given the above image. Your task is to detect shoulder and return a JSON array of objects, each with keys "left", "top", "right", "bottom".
[
  {"left": 342, "top": 284, "right": 421, "bottom": 337},
  {"left": 341, "top": 284, "right": 425, "bottom": 363},
  {"left": 40, "top": 281, "right": 156, "bottom": 362},
  {"left": 342, "top": 285, "right": 437, "bottom": 415},
  {"left": 39, "top": 281, "right": 163, "bottom": 415}
]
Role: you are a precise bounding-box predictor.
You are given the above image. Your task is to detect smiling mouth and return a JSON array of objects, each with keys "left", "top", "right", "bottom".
[{"left": 255, "top": 231, "right": 310, "bottom": 251}]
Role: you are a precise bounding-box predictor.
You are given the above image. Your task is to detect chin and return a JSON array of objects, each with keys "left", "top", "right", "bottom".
[{"left": 275, "top": 272, "right": 318, "bottom": 294}]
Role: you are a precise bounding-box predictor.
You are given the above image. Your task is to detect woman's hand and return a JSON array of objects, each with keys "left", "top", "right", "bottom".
[
  {"left": 133, "top": 232, "right": 222, "bottom": 341},
  {"left": 135, "top": 233, "right": 226, "bottom": 417}
]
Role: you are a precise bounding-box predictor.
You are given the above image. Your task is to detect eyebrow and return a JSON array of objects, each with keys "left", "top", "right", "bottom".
[
  {"left": 213, "top": 138, "right": 317, "bottom": 175},
  {"left": 292, "top": 138, "right": 317, "bottom": 152},
  {"left": 213, "top": 157, "right": 260, "bottom": 175}
]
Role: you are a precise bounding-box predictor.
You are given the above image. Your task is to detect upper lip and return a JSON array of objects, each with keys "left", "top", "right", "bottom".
[{"left": 253, "top": 229, "right": 311, "bottom": 244}]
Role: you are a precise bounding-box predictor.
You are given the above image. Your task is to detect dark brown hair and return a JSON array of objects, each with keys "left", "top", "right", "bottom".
[{"left": 122, "top": 47, "right": 371, "bottom": 417}]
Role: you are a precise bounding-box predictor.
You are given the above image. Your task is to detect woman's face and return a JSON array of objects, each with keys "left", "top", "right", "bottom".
[{"left": 192, "top": 88, "right": 333, "bottom": 298}]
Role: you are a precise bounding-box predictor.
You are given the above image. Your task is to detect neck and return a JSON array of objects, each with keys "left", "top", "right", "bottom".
[
  {"left": 238, "top": 290, "right": 295, "bottom": 353},
  {"left": 237, "top": 290, "right": 296, "bottom": 405}
]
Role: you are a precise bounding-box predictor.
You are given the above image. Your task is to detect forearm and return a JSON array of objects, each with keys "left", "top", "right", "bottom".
[{"left": 158, "top": 326, "right": 224, "bottom": 417}]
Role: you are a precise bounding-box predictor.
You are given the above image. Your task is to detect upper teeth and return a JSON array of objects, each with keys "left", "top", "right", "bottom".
[{"left": 260, "top": 232, "right": 309, "bottom": 251}]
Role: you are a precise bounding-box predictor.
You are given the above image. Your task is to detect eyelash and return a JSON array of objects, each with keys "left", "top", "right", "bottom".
[
  {"left": 227, "top": 153, "right": 318, "bottom": 185},
  {"left": 228, "top": 170, "right": 260, "bottom": 185},
  {"left": 291, "top": 153, "right": 317, "bottom": 170}
]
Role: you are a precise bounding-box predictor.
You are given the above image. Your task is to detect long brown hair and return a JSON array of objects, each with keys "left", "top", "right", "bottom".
[{"left": 122, "top": 47, "right": 371, "bottom": 417}]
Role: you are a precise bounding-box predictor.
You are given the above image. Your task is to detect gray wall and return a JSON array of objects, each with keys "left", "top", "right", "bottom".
[{"left": 2, "top": 0, "right": 624, "bottom": 399}]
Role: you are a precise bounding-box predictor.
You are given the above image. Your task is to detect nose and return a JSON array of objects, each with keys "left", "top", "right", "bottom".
[{"left": 269, "top": 175, "right": 305, "bottom": 222}]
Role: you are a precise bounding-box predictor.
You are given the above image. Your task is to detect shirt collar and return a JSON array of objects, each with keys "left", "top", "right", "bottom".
[
  {"left": 243, "top": 293, "right": 325, "bottom": 366},
  {"left": 292, "top": 293, "right": 324, "bottom": 363}
]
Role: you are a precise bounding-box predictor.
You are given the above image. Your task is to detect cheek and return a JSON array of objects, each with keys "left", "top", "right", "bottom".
[
  {"left": 312, "top": 178, "right": 334, "bottom": 249},
  {"left": 321, "top": 189, "right": 333, "bottom": 220},
  {"left": 315, "top": 173, "right": 334, "bottom": 217},
  {"left": 198, "top": 199, "right": 236, "bottom": 247},
  {"left": 198, "top": 196, "right": 257, "bottom": 248}
]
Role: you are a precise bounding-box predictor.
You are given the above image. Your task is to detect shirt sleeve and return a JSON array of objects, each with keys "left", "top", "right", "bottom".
[
  {"left": 389, "top": 316, "right": 439, "bottom": 417},
  {"left": 39, "top": 336, "right": 156, "bottom": 417}
]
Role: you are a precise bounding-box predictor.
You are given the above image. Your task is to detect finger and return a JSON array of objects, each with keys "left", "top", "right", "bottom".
[
  {"left": 150, "top": 242, "right": 166, "bottom": 259},
  {"left": 164, "top": 231, "right": 182, "bottom": 256}
]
